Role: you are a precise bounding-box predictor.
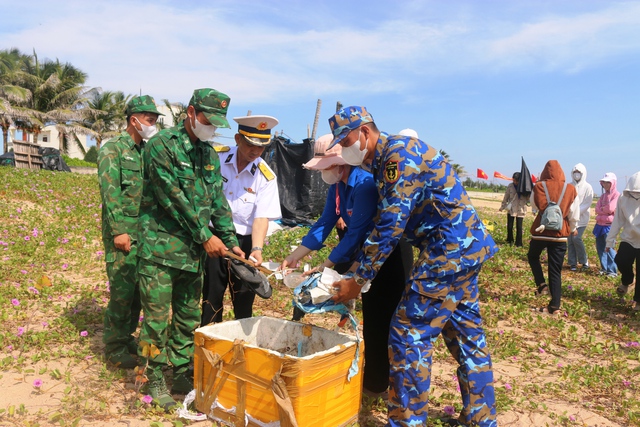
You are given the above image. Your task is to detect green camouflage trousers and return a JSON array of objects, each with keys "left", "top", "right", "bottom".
[
  {"left": 137, "top": 259, "right": 202, "bottom": 371},
  {"left": 103, "top": 246, "right": 141, "bottom": 354}
]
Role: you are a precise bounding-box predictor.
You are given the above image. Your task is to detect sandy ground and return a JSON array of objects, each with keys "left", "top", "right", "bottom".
[{"left": 0, "top": 189, "right": 630, "bottom": 427}]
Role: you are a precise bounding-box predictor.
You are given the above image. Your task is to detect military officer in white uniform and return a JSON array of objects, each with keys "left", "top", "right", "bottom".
[{"left": 201, "top": 115, "right": 282, "bottom": 325}]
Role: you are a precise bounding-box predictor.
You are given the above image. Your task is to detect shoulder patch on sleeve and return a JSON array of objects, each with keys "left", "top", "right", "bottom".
[
  {"left": 258, "top": 162, "right": 275, "bottom": 181},
  {"left": 214, "top": 145, "right": 230, "bottom": 153},
  {"left": 384, "top": 160, "right": 399, "bottom": 183}
]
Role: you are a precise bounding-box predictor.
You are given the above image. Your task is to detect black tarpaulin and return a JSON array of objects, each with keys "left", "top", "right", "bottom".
[
  {"left": 517, "top": 157, "right": 534, "bottom": 197},
  {"left": 0, "top": 151, "right": 15, "bottom": 167},
  {"left": 39, "top": 147, "right": 71, "bottom": 172},
  {"left": 262, "top": 136, "right": 329, "bottom": 226}
]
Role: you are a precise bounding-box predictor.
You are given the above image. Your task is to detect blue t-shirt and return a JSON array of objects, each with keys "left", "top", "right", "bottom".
[{"left": 301, "top": 167, "right": 377, "bottom": 265}]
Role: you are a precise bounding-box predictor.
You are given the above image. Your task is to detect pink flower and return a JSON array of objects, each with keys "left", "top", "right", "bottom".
[
  {"left": 538, "top": 347, "right": 545, "bottom": 354},
  {"left": 17, "top": 327, "right": 25, "bottom": 337},
  {"left": 28, "top": 286, "right": 39, "bottom": 294},
  {"left": 62, "top": 263, "right": 68, "bottom": 270},
  {"left": 24, "top": 236, "right": 30, "bottom": 241},
  {"left": 443, "top": 405, "right": 456, "bottom": 416},
  {"left": 42, "top": 322, "right": 48, "bottom": 328},
  {"left": 141, "top": 395, "right": 153, "bottom": 404},
  {"left": 569, "top": 415, "right": 576, "bottom": 421},
  {"left": 623, "top": 380, "right": 631, "bottom": 387},
  {"left": 504, "top": 383, "right": 512, "bottom": 390},
  {"left": 80, "top": 330, "right": 88, "bottom": 337},
  {"left": 11, "top": 298, "right": 20, "bottom": 306},
  {"left": 33, "top": 379, "right": 43, "bottom": 388}
]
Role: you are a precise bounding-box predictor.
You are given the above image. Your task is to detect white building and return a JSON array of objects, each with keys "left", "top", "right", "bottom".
[{"left": 5, "top": 125, "right": 90, "bottom": 159}]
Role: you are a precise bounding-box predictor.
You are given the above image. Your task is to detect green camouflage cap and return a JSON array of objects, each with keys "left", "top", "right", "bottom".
[
  {"left": 189, "top": 88, "right": 231, "bottom": 128},
  {"left": 126, "top": 95, "right": 163, "bottom": 116}
]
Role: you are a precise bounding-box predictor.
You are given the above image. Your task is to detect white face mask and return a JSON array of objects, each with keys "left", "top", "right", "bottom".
[
  {"left": 341, "top": 130, "right": 368, "bottom": 166},
  {"left": 573, "top": 171, "right": 582, "bottom": 181},
  {"left": 321, "top": 166, "right": 342, "bottom": 185},
  {"left": 191, "top": 114, "right": 217, "bottom": 141},
  {"left": 134, "top": 117, "right": 158, "bottom": 140}
]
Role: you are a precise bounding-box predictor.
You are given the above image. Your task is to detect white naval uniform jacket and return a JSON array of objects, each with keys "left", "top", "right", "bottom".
[{"left": 218, "top": 146, "right": 282, "bottom": 236}]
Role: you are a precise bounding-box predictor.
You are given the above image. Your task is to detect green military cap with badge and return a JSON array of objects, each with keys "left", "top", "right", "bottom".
[
  {"left": 233, "top": 115, "right": 279, "bottom": 147},
  {"left": 189, "top": 88, "right": 231, "bottom": 129},
  {"left": 126, "top": 95, "right": 164, "bottom": 116}
]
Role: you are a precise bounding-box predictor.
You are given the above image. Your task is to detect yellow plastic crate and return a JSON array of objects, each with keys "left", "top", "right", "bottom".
[{"left": 194, "top": 316, "right": 363, "bottom": 427}]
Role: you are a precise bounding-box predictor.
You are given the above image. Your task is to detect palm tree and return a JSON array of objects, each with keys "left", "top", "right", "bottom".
[
  {"left": 82, "top": 90, "right": 129, "bottom": 150},
  {"left": 161, "top": 98, "right": 187, "bottom": 128},
  {"left": 439, "top": 149, "right": 466, "bottom": 178},
  {"left": 0, "top": 48, "right": 34, "bottom": 153},
  {"left": 15, "top": 50, "right": 93, "bottom": 154}
]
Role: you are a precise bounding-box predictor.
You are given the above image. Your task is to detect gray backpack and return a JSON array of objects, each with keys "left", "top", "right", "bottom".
[{"left": 539, "top": 181, "right": 567, "bottom": 231}]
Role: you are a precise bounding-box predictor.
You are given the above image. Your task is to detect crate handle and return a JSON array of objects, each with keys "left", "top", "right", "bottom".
[{"left": 200, "top": 340, "right": 300, "bottom": 427}]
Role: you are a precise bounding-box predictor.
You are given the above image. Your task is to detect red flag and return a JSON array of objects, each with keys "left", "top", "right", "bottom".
[
  {"left": 494, "top": 171, "right": 511, "bottom": 180},
  {"left": 531, "top": 174, "right": 538, "bottom": 183},
  {"left": 477, "top": 168, "right": 488, "bottom": 180}
]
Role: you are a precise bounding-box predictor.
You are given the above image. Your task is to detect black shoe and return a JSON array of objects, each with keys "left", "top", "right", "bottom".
[
  {"left": 171, "top": 366, "right": 194, "bottom": 394},
  {"left": 106, "top": 348, "right": 138, "bottom": 369},
  {"left": 126, "top": 340, "right": 138, "bottom": 355},
  {"left": 144, "top": 374, "right": 177, "bottom": 412}
]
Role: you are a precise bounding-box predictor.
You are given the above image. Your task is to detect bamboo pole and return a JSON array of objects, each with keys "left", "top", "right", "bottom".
[{"left": 311, "top": 99, "right": 322, "bottom": 141}]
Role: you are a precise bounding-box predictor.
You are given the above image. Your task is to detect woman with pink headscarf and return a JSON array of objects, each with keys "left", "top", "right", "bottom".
[{"left": 593, "top": 173, "right": 620, "bottom": 277}]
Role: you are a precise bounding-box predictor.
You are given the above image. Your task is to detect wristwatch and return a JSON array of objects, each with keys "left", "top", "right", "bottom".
[{"left": 353, "top": 275, "right": 369, "bottom": 287}]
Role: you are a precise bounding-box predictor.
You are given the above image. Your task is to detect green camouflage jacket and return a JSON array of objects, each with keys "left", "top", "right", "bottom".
[
  {"left": 98, "top": 131, "right": 144, "bottom": 259},
  {"left": 137, "top": 121, "right": 238, "bottom": 272}
]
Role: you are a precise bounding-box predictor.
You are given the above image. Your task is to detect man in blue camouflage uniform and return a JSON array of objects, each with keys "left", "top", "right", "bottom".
[
  {"left": 137, "top": 88, "right": 243, "bottom": 411},
  {"left": 330, "top": 106, "right": 498, "bottom": 427},
  {"left": 98, "top": 95, "right": 163, "bottom": 369}
]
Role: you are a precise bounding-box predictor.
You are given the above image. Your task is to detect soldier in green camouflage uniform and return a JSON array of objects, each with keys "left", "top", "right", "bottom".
[
  {"left": 99, "top": 95, "right": 163, "bottom": 369},
  {"left": 137, "top": 88, "right": 243, "bottom": 411}
]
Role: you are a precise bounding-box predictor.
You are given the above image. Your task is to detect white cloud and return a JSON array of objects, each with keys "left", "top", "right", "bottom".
[
  {"left": 486, "top": 2, "right": 640, "bottom": 72},
  {"left": 3, "top": 0, "right": 640, "bottom": 105}
]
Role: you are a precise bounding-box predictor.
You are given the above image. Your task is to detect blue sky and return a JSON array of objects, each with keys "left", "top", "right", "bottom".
[{"left": 1, "top": 0, "right": 639, "bottom": 191}]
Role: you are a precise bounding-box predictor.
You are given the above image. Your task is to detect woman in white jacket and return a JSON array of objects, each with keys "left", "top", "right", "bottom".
[
  {"left": 500, "top": 172, "right": 528, "bottom": 247},
  {"left": 606, "top": 171, "right": 640, "bottom": 311},
  {"left": 568, "top": 163, "right": 594, "bottom": 271}
]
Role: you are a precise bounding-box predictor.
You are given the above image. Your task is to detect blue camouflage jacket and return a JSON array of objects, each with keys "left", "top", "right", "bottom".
[{"left": 355, "top": 132, "right": 498, "bottom": 283}]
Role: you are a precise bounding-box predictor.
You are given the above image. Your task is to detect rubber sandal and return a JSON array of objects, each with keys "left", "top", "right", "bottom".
[{"left": 534, "top": 284, "right": 549, "bottom": 296}]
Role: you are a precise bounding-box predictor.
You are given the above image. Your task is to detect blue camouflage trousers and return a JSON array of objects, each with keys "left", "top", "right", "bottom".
[{"left": 388, "top": 266, "right": 497, "bottom": 427}]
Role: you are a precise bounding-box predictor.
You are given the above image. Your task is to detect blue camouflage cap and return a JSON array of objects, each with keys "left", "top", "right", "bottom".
[{"left": 327, "top": 106, "right": 373, "bottom": 149}]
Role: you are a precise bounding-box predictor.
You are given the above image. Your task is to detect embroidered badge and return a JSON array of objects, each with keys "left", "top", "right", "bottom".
[
  {"left": 204, "top": 164, "right": 215, "bottom": 171},
  {"left": 385, "top": 161, "right": 399, "bottom": 183},
  {"left": 258, "top": 121, "right": 267, "bottom": 130},
  {"left": 244, "top": 187, "right": 255, "bottom": 194}
]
